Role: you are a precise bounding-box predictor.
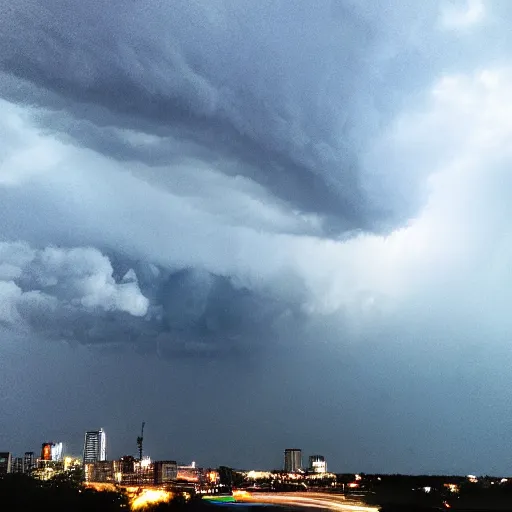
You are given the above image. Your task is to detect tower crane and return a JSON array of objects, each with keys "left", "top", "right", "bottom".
[{"left": 137, "top": 421, "right": 145, "bottom": 461}]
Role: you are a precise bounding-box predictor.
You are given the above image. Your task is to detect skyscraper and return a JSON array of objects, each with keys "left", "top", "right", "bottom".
[
  {"left": 284, "top": 448, "right": 302, "bottom": 472},
  {"left": 83, "top": 428, "right": 107, "bottom": 463}
]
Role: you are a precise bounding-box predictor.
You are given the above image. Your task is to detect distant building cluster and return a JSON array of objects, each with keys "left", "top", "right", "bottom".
[
  {"left": 1, "top": 430, "right": 332, "bottom": 496},
  {"left": 283, "top": 448, "right": 327, "bottom": 474},
  {"left": 83, "top": 455, "right": 219, "bottom": 490},
  {"left": 0, "top": 445, "right": 81, "bottom": 481},
  {"left": 0, "top": 426, "right": 222, "bottom": 494},
  {"left": 0, "top": 429, "right": 103, "bottom": 482},
  {"left": 5, "top": 431, "right": 512, "bottom": 509},
  {"left": 79, "top": 429, "right": 221, "bottom": 491}
]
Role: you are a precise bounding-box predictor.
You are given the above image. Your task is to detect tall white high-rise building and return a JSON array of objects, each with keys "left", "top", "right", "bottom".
[
  {"left": 83, "top": 428, "right": 107, "bottom": 463},
  {"left": 51, "top": 442, "right": 63, "bottom": 461}
]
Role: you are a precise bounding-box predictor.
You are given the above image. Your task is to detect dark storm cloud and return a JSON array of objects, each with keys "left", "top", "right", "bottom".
[
  {"left": 0, "top": 0, "right": 446, "bottom": 231},
  {"left": 0, "top": 240, "right": 306, "bottom": 357},
  {"left": 0, "top": 0, "right": 507, "bottom": 364}
]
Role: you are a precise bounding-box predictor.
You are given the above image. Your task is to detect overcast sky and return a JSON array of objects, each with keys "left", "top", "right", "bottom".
[{"left": 2, "top": 0, "right": 512, "bottom": 475}]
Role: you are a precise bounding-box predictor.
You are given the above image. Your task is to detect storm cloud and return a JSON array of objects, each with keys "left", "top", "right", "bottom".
[
  {"left": 2, "top": 0, "right": 512, "bottom": 474},
  {"left": 0, "top": 0, "right": 455, "bottom": 231}
]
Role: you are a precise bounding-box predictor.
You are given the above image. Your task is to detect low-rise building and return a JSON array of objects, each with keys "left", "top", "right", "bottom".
[
  {"left": 12, "top": 457, "right": 24, "bottom": 473},
  {"left": 84, "top": 461, "right": 115, "bottom": 483},
  {"left": 154, "top": 460, "right": 178, "bottom": 484},
  {"left": 24, "top": 452, "right": 36, "bottom": 473},
  {"left": 309, "top": 455, "right": 327, "bottom": 473},
  {"left": 33, "top": 460, "right": 65, "bottom": 480}
]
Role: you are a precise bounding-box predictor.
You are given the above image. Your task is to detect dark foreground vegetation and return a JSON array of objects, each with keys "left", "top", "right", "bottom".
[
  {"left": 4, "top": 471, "right": 512, "bottom": 512},
  {"left": 0, "top": 472, "right": 128, "bottom": 511},
  {"left": 361, "top": 474, "right": 512, "bottom": 511},
  {"left": 0, "top": 473, "right": 214, "bottom": 511}
]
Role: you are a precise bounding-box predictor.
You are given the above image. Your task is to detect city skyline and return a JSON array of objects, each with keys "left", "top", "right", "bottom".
[
  {"left": 5, "top": 429, "right": 331, "bottom": 473},
  {"left": 0, "top": 424, "right": 502, "bottom": 479},
  {"left": 2, "top": 0, "right": 512, "bottom": 476}
]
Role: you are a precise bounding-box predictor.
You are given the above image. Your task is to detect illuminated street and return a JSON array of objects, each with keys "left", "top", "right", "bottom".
[{"left": 235, "top": 492, "right": 378, "bottom": 512}]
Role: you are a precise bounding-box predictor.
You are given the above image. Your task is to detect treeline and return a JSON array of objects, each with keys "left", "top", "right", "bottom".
[
  {"left": 0, "top": 473, "right": 214, "bottom": 512},
  {"left": 0, "top": 473, "right": 128, "bottom": 511}
]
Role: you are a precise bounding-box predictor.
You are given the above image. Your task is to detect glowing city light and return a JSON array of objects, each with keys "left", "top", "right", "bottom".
[
  {"left": 233, "top": 490, "right": 252, "bottom": 498},
  {"left": 140, "top": 456, "right": 151, "bottom": 468},
  {"left": 130, "top": 489, "right": 172, "bottom": 510}
]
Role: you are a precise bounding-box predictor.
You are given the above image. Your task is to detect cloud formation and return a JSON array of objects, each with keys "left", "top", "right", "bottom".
[
  {"left": 2, "top": 0, "right": 512, "bottom": 473},
  {"left": 1, "top": 0, "right": 510, "bottom": 358},
  {"left": 0, "top": 0, "right": 511, "bottom": 357},
  {"left": 0, "top": 241, "right": 148, "bottom": 331},
  {"left": 0, "top": 0, "right": 455, "bottom": 232}
]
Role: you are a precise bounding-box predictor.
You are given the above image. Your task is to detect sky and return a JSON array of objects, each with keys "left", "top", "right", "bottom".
[{"left": 1, "top": 0, "right": 512, "bottom": 475}]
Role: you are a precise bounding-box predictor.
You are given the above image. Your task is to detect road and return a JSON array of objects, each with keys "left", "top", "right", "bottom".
[{"left": 234, "top": 492, "right": 378, "bottom": 512}]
